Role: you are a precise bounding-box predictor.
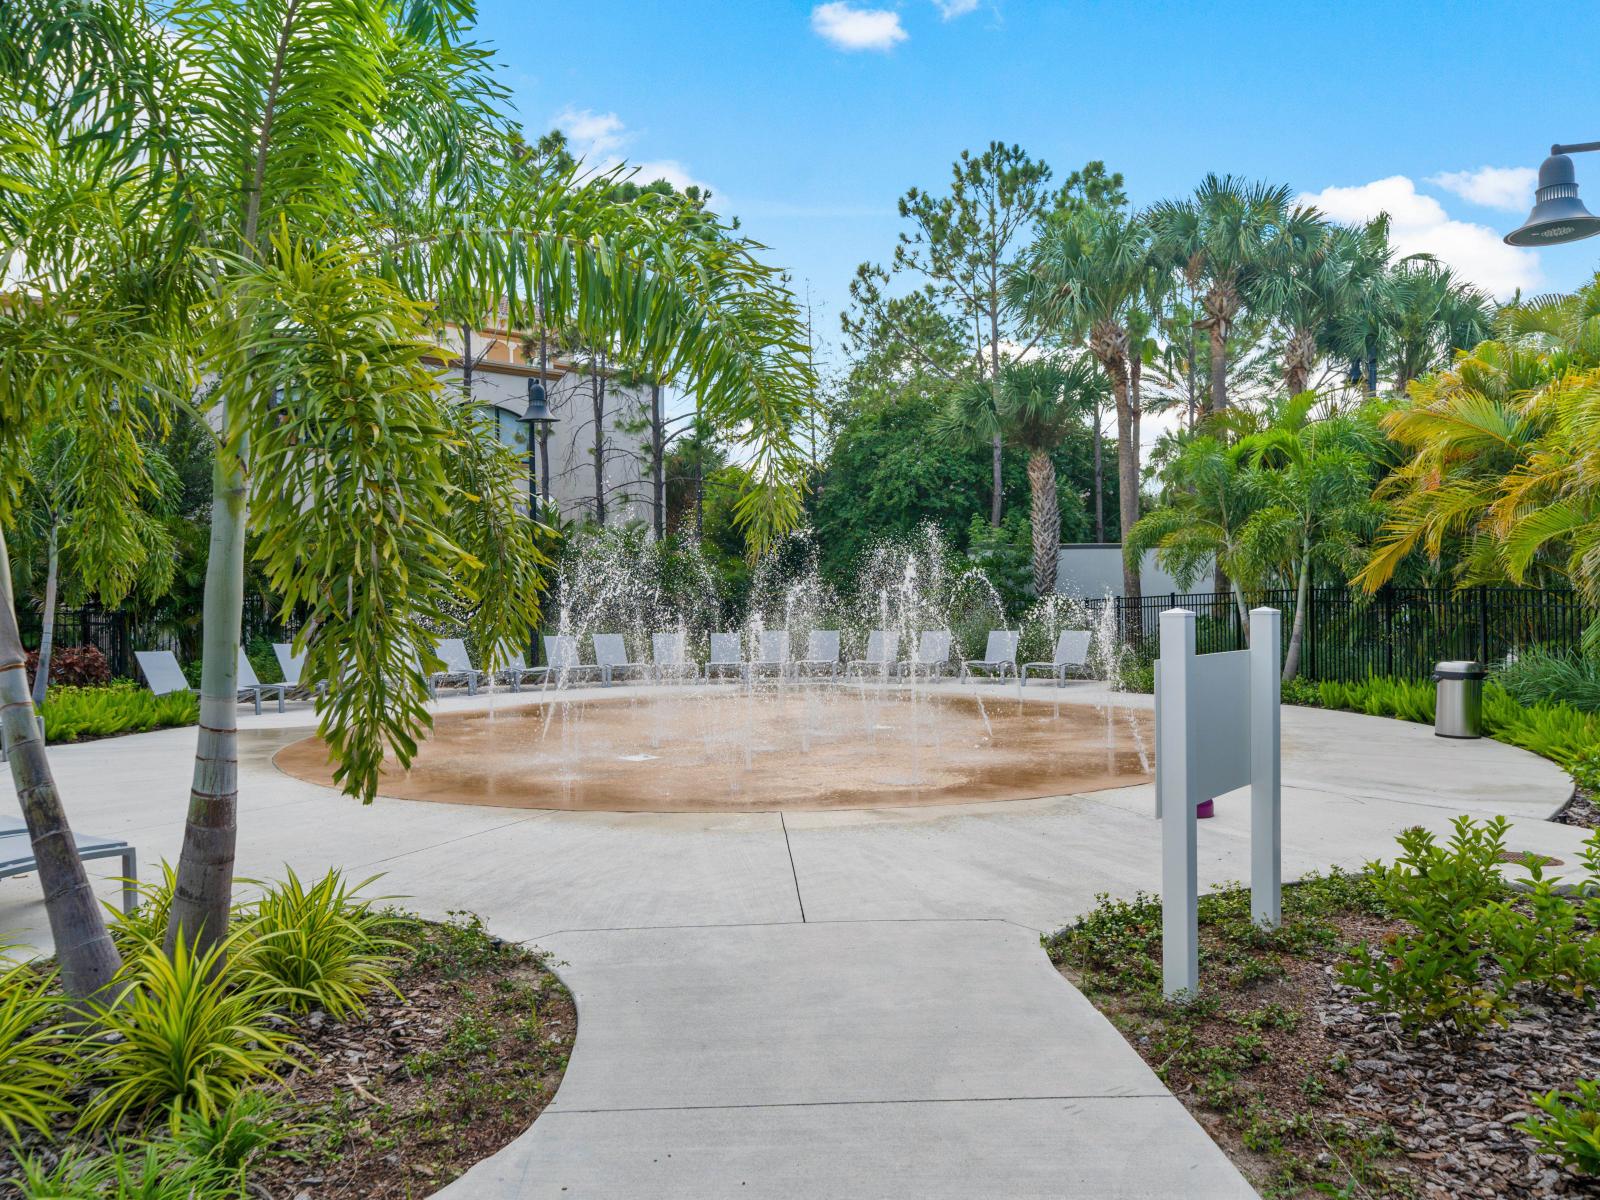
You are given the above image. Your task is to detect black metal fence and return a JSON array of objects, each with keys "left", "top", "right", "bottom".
[
  {"left": 1086, "top": 586, "right": 1591, "bottom": 682},
  {"left": 15, "top": 596, "right": 289, "bottom": 681}
]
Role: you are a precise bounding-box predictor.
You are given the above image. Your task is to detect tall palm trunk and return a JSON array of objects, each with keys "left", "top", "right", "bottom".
[
  {"left": 1089, "top": 321, "right": 1142, "bottom": 621},
  {"left": 30, "top": 522, "right": 59, "bottom": 706},
  {"left": 0, "top": 527, "right": 122, "bottom": 1000},
  {"left": 1026, "top": 449, "right": 1060, "bottom": 599},
  {"left": 1284, "top": 327, "right": 1317, "bottom": 397},
  {"left": 650, "top": 382, "right": 664, "bottom": 540},
  {"left": 1207, "top": 322, "right": 1228, "bottom": 414},
  {"left": 165, "top": 438, "right": 247, "bottom": 958},
  {"left": 1091, "top": 401, "right": 1104, "bottom": 542},
  {"left": 591, "top": 354, "right": 606, "bottom": 525},
  {"left": 989, "top": 306, "right": 1004, "bottom": 526},
  {"left": 1281, "top": 546, "right": 1312, "bottom": 682}
]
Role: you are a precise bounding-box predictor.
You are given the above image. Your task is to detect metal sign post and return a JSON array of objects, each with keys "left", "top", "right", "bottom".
[{"left": 1155, "top": 607, "right": 1283, "bottom": 1000}]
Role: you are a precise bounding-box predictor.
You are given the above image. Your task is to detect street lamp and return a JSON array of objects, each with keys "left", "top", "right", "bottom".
[{"left": 1504, "top": 144, "right": 1600, "bottom": 246}]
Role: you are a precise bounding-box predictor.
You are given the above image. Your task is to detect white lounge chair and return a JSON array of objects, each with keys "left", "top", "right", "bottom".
[
  {"left": 705, "top": 632, "right": 744, "bottom": 681},
  {"left": 593, "top": 634, "right": 648, "bottom": 686},
  {"left": 650, "top": 632, "right": 695, "bottom": 683},
  {"left": 845, "top": 629, "right": 898, "bottom": 678},
  {"left": 0, "top": 820, "right": 137, "bottom": 915},
  {"left": 1022, "top": 630, "right": 1093, "bottom": 686},
  {"left": 532, "top": 635, "right": 602, "bottom": 687},
  {"left": 236, "top": 649, "right": 291, "bottom": 714},
  {"left": 491, "top": 650, "right": 544, "bottom": 692},
  {"left": 897, "top": 630, "right": 952, "bottom": 679},
  {"left": 961, "top": 630, "right": 1020, "bottom": 682},
  {"left": 424, "top": 637, "right": 485, "bottom": 699},
  {"left": 271, "top": 643, "right": 321, "bottom": 697},
  {"left": 749, "top": 629, "right": 789, "bottom": 677},
  {"left": 793, "top": 630, "right": 840, "bottom": 679},
  {"left": 134, "top": 650, "right": 190, "bottom": 696}
]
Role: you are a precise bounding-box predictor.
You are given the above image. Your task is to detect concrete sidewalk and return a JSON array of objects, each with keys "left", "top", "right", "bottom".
[{"left": 439, "top": 921, "right": 1257, "bottom": 1199}]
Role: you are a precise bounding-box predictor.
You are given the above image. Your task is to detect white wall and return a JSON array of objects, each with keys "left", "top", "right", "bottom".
[{"left": 1054, "top": 544, "right": 1202, "bottom": 600}]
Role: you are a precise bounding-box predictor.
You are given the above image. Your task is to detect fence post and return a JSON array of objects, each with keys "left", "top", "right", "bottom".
[
  {"left": 1306, "top": 586, "right": 1316, "bottom": 681},
  {"left": 1478, "top": 587, "right": 1490, "bottom": 665}
]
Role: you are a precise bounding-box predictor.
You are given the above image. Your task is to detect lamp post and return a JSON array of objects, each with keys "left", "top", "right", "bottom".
[
  {"left": 1504, "top": 144, "right": 1600, "bottom": 246},
  {"left": 519, "top": 377, "right": 558, "bottom": 664}
]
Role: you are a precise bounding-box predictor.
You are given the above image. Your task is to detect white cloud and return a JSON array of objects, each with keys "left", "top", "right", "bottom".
[
  {"left": 548, "top": 109, "right": 713, "bottom": 196},
  {"left": 1298, "top": 175, "right": 1541, "bottom": 300},
  {"left": 934, "top": 0, "right": 979, "bottom": 17},
  {"left": 1428, "top": 165, "right": 1538, "bottom": 213},
  {"left": 550, "top": 107, "right": 628, "bottom": 160},
  {"left": 811, "top": 2, "right": 908, "bottom": 51}
]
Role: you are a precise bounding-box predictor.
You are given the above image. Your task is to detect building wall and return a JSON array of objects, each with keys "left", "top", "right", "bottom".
[
  {"left": 430, "top": 327, "right": 658, "bottom": 529},
  {"left": 1054, "top": 544, "right": 1200, "bottom": 600}
]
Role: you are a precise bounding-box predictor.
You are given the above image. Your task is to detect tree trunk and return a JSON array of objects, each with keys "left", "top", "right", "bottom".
[
  {"left": 1091, "top": 402, "right": 1104, "bottom": 542},
  {"left": 165, "top": 438, "right": 247, "bottom": 960},
  {"left": 30, "top": 522, "right": 59, "bottom": 707},
  {"left": 461, "top": 327, "right": 473, "bottom": 400},
  {"left": 651, "top": 383, "right": 664, "bottom": 540},
  {"left": 989, "top": 305, "right": 1004, "bottom": 526},
  {"left": 591, "top": 357, "right": 605, "bottom": 526},
  {"left": 1104, "top": 358, "right": 1142, "bottom": 606},
  {"left": 1284, "top": 327, "right": 1316, "bottom": 397},
  {"left": 1208, "top": 321, "right": 1229, "bottom": 414},
  {"left": 1364, "top": 348, "right": 1378, "bottom": 399},
  {"left": 1026, "top": 451, "right": 1060, "bottom": 599},
  {"left": 990, "top": 432, "right": 1003, "bottom": 527},
  {"left": 0, "top": 526, "right": 122, "bottom": 1000},
  {"left": 1282, "top": 548, "right": 1312, "bottom": 682}
]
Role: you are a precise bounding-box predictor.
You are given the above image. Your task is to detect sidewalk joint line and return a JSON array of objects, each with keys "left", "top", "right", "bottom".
[
  {"left": 544, "top": 1093, "right": 1169, "bottom": 1116},
  {"left": 779, "top": 813, "right": 805, "bottom": 922}
]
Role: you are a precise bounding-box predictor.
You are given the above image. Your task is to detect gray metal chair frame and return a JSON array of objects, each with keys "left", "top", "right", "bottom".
[
  {"left": 492, "top": 651, "right": 546, "bottom": 693},
  {"left": 528, "top": 635, "right": 603, "bottom": 688},
  {"left": 961, "top": 630, "right": 1020, "bottom": 682},
  {"left": 236, "top": 649, "right": 290, "bottom": 715},
  {"left": 748, "top": 629, "right": 790, "bottom": 677},
  {"left": 896, "top": 630, "right": 953, "bottom": 679},
  {"left": 272, "top": 643, "right": 329, "bottom": 699},
  {"left": 792, "top": 630, "right": 841, "bottom": 680},
  {"left": 650, "top": 632, "right": 696, "bottom": 683},
  {"left": 705, "top": 632, "right": 746, "bottom": 681},
  {"left": 845, "top": 629, "right": 898, "bottom": 678},
  {"left": 1022, "top": 629, "right": 1093, "bottom": 687},
  {"left": 422, "top": 638, "right": 484, "bottom": 699},
  {"left": 0, "top": 822, "right": 138, "bottom": 915},
  {"left": 593, "top": 634, "right": 649, "bottom": 686}
]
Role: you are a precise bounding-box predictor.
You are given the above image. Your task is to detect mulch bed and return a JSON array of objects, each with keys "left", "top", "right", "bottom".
[
  {"left": 252, "top": 916, "right": 576, "bottom": 1198},
  {"left": 1050, "top": 885, "right": 1600, "bottom": 1200},
  {"left": 1555, "top": 788, "right": 1600, "bottom": 830}
]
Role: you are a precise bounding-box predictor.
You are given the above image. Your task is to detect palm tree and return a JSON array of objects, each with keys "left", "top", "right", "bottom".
[
  {"left": 1326, "top": 218, "right": 1398, "bottom": 397},
  {"left": 1252, "top": 216, "right": 1370, "bottom": 397},
  {"left": 943, "top": 357, "right": 1106, "bottom": 597},
  {"left": 1149, "top": 175, "right": 1305, "bottom": 415},
  {"left": 1011, "top": 206, "right": 1153, "bottom": 607},
  {"left": 3, "top": 0, "right": 816, "bottom": 990},
  {"left": 1385, "top": 262, "right": 1495, "bottom": 394}
]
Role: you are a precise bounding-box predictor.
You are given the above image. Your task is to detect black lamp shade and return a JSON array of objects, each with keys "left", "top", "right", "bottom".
[
  {"left": 522, "top": 378, "right": 555, "bottom": 424},
  {"left": 1504, "top": 154, "right": 1600, "bottom": 246}
]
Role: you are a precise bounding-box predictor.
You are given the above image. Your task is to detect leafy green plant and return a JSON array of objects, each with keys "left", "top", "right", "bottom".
[
  {"left": 1339, "top": 817, "right": 1511, "bottom": 1034},
  {"left": 1496, "top": 647, "right": 1600, "bottom": 713},
  {"left": 1521, "top": 1079, "right": 1600, "bottom": 1175},
  {"left": 1475, "top": 844, "right": 1600, "bottom": 1002},
  {"left": 39, "top": 682, "right": 199, "bottom": 743},
  {"left": 176, "top": 1089, "right": 303, "bottom": 1173},
  {"left": 238, "top": 868, "right": 403, "bottom": 1017},
  {"left": 82, "top": 929, "right": 300, "bottom": 1132},
  {"left": 0, "top": 952, "right": 71, "bottom": 1140},
  {"left": 106, "top": 860, "right": 179, "bottom": 955},
  {"left": 13, "top": 1141, "right": 241, "bottom": 1200}
]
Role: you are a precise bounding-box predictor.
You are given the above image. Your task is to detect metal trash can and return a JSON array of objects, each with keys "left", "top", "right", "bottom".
[{"left": 1433, "top": 660, "right": 1486, "bottom": 739}]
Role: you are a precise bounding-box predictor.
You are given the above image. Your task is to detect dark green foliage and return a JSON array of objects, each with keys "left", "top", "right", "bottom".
[
  {"left": 39, "top": 683, "right": 198, "bottom": 742},
  {"left": 1521, "top": 1080, "right": 1600, "bottom": 1175},
  {"left": 1495, "top": 648, "right": 1600, "bottom": 713}
]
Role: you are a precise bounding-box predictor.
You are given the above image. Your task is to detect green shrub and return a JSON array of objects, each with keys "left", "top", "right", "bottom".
[
  {"left": 83, "top": 929, "right": 300, "bottom": 1132},
  {"left": 106, "top": 860, "right": 179, "bottom": 955},
  {"left": 14, "top": 1141, "right": 240, "bottom": 1200},
  {"left": 175, "top": 1089, "right": 302, "bottom": 1173},
  {"left": 40, "top": 683, "right": 199, "bottom": 742},
  {"left": 1475, "top": 841, "right": 1600, "bottom": 1002},
  {"left": 1521, "top": 1079, "right": 1600, "bottom": 1175},
  {"left": 239, "top": 868, "right": 403, "bottom": 1017},
  {"left": 1046, "top": 890, "right": 1163, "bottom": 992},
  {"left": 1339, "top": 817, "right": 1512, "bottom": 1034},
  {"left": 1496, "top": 648, "right": 1600, "bottom": 713},
  {"left": 0, "top": 952, "right": 71, "bottom": 1140}
]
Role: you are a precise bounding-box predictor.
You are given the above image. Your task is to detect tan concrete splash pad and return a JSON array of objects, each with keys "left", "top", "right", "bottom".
[{"left": 274, "top": 689, "right": 1153, "bottom": 812}]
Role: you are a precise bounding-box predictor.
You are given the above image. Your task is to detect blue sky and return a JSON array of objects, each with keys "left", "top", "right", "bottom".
[{"left": 475, "top": 0, "right": 1600, "bottom": 370}]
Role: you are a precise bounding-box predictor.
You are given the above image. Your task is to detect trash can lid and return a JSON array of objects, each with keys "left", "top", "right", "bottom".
[{"left": 1433, "top": 660, "right": 1487, "bottom": 680}]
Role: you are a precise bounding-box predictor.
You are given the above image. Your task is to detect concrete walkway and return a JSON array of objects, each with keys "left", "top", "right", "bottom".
[{"left": 1, "top": 683, "right": 1582, "bottom": 1198}]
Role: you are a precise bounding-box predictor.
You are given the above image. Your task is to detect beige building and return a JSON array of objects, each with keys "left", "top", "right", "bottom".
[{"left": 427, "top": 323, "right": 661, "bottom": 529}]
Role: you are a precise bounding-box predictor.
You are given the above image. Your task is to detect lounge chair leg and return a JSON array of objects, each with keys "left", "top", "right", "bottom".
[
  {"left": 254, "top": 692, "right": 262, "bottom": 716},
  {"left": 121, "top": 848, "right": 138, "bottom": 915}
]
